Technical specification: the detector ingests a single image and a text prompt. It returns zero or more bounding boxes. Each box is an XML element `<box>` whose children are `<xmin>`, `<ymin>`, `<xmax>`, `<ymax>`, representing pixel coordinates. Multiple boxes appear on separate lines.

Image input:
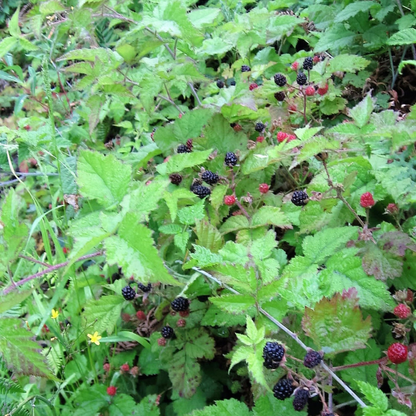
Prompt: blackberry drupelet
<box><xmin>274</xmin><ymin>91</ymin><xmax>286</xmax><ymax>101</ymax></box>
<box><xmin>169</xmin><ymin>174</ymin><xmax>183</xmax><ymax>185</ymax></box>
<box><xmin>190</xmin><ymin>179</ymin><xmax>202</xmax><ymax>192</ymax></box>
<box><xmin>241</xmin><ymin>65</ymin><xmax>251</xmax><ymax>72</ymax></box>
<box><xmin>263</xmin><ymin>342</ymin><xmax>285</xmax><ymax>362</ymax></box>
<box><xmin>202</xmin><ymin>170</ymin><xmax>219</xmax><ymax>185</ymax></box>
<box><xmin>291</xmin><ymin>190</ymin><xmax>308</xmax><ymax>206</ymax></box>
<box><xmin>217</xmin><ymin>80</ymin><xmax>225</xmax><ymax>88</ymax></box>
<box><xmin>138</xmin><ymin>283</ymin><xmax>152</xmax><ymax>293</ymax></box>
<box><xmin>303</xmin><ymin>350</ymin><xmax>322</xmax><ymax>368</ymax></box>
<box><xmin>225</xmin><ymin>152</ymin><xmax>238</xmax><ymax>167</ymax></box>
<box><xmin>177</xmin><ymin>144</ymin><xmax>191</xmax><ymax>153</ymax></box>
<box><xmin>274</xmin><ymin>73</ymin><xmax>287</xmax><ymax>87</ymax></box>
<box><xmin>122</xmin><ymin>285</ymin><xmax>136</xmax><ymax>301</ymax></box>
<box><xmin>273</xmin><ymin>378</ymin><xmax>295</xmax><ymax>400</ymax></box>
<box><xmin>171</xmin><ymin>297</ymin><xmax>190</xmax><ymax>312</ymax></box>
<box><xmin>303</xmin><ymin>57</ymin><xmax>313</xmax><ymax>71</ymax></box>
<box><xmin>161</xmin><ymin>326</ymin><xmax>175</xmax><ymax>339</ymax></box>
<box><xmin>192</xmin><ymin>185</ymin><xmax>211</xmax><ymax>199</ymax></box>
<box><xmin>255</xmin><ymin>122</ymin><xmax>265</xmax><ymax>132</ymax></box>
<box><xmin>263</xmin><ymin>358</ymin><xmax>280</xmax><ymax>369</ymax></box>
<box><xmin>296</xmin><ymin>72</ymin><xmax>307</xmax><ymax>86</ymax></box>
<box><xmin>293</xmin><ymin>389</ymin><xmax>309</xmax><ymax>411</ymax></box>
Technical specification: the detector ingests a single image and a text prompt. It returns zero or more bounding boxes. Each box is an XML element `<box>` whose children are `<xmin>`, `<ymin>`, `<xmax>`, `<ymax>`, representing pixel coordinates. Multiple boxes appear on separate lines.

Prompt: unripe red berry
<box><xmin>136</xmin><ymin>310</ymin><xmax>146</xmax><ymax>320</ymax></box>
<box><xmin>233</xmin><ymin>124</ymin><xmax>242</xmax><ymax>132</ymax></box>
<box><xmin>130</xmin><ymin>366</ymin><xmax>140</xmax><ymax>377</ymax></box>
<box><xmin>120</xmin><ymin>364</ymin><xmax>129</xmax><ymax>372</ymax></box>
<box><xmin>387</xmin><ymin>343</ymin><xmax>408</xmax><ymax>364</ymax></box>
<box><xmin>121</xmin><ymin>313</ymin><xmax>131</xmax><ymax>322</ymax></box>
<box><xmin>103</xmin><ymin>363</ymin><xmax>110</xmax><ymax>372</ymax></box>
<box><xmin>287</xmin><ymin>134</ymin><xmax>296</xmax><ymax>142</ymax></box>
<box><xmin>360</xmin><ymin>192</ymin><xmax>375</xmax><ymax>208</ymax></box>
<box><xmin>313</xmin><ymin>55</ymin><xmax>320</xmax><ymax>64</ymax></box>
<box><xmin>394</xmin><ymin>304</ymin><xmax>411</xmax><ymax>319</ymax></box>
<box><xmin>406</xmin><ymin>290</ymin><xmax>414</xmax><ymax>303</ymax></box>
<box><xmin>256</xmin><ymin>136</ymin><xmax>265</xmax><ymax>143</ymax></box>
<box><xmin>317</xmin><ymin>84</ymin><xmax>328</xmax><ymax>95</ymax></box>
<box><xmin>63</xmin><ymin>247</ymin><xmax>69</xmax><ymax>254</ymax></box>
<box><xmin>305</xmin><ymin>86</ymin><xmax>315</xmax><ymax>96</ymax></box>
<box><xmin>277</xmin><ymin>131</ymin><xmax>288</xmax><ymax>143</ymax></box>
<box><xmin>288</xmin><ymin>104</ymin><xmax>297</xmax><ymax>113</ymax></box>
<box><xmin>177</xmin><ymin>319</ymin><xmax>186</xmax><ymax>327</ymax></box>
<box><xmin>179</xmin><ymin>310</ymin><xmax>190</xmax><ymax>318</ymax></box>
<box><xmin>249</xmin><ymin>83</ymin><xmax>258</xmax><ymax>91</ymax></box>
<box><xmin>291</xmin><ymin>62</ymin><xmax>299</xmax><ymax>71</ymax></box>
<box><xmin>386</xmin><ymin>203</ymin><xmax>398</xmax><ymax>214</ymax></box>
<box><xmin>157</xmin><ymin>337</ymin><xmax>167</xmax><ymax>346</ymax></box>
<box><xmin>224</xmin><ymin>195</ymin><xmax>236</xmax><ymax>206</ymax></box>
<box><xmin>259</xmin><ymin>184</ymin><xmax>269</xmax><ymax>194</ymax></box>
<box><xmin>107</xmin><ymin>386</ymin><xmax>117</xmax><ymax>396</ymax></box>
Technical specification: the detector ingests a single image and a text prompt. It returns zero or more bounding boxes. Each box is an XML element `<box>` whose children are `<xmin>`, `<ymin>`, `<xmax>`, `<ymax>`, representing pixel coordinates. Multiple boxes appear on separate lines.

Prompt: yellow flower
<box><xmin>87</xmin><ymin>331</ymin><xmax>102</xmax><ymax>345</ymax></box>
<box><xmin>51</xmin><ymin>309</ymin><xmax>59</xmax><ymax>319</ymax></box>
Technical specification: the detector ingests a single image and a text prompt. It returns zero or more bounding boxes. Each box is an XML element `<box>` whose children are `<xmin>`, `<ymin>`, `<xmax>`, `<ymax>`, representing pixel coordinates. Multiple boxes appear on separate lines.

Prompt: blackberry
<box><xmin>171</xmin><ymin>297</ymin><xmax>190</xmax><ymax>312</ymax></box>
<box><xmin>263</xmin><ymin>342</ymin><xmax>285</xmax><ymax>362</ymax></box>
<box><xmin>177</xmin><ymin>144</ymin><xmax>191</xmax><ymax>153</ymax></box>
<box><xmin>263</xmin><ymin>358</ymin><xmax>280</xmax><ymax>369</ymax></box>
<box><xmin>255</xmin><ymin>122</ymin><xmax>265</xmax><ymax>132</ymax></box>
<box><xmin>122</xmin><ymin>285</ymin><xmax>136</xmax><ymax>301</ymax></box>
<box><xmin>296</xmin><ymin>72</ymin><xmax>307</xmax><ymax>86</ymax></box>
<box><xmin>230</xmin><ymin>80</ymin><xmax>236</xmax><ymax>86</ymax></box>
<box><xmin>274</xmin><ymin>91</ymin><xmax>286</xmax><ymax>101</ymax></box>
<box><xmin>161</xmin><ymin>326</ymin><xmax>175</xmax><ymax>339</ymax></box>
<box><xmin>241</xmin><ymin>65</ymin><xmax>251</xmax><ymax>72</ymax></box>
<box><xmin>274</xmin><ymin>73</ymin><xmax>287</xmax><ymax>87</ymax></box>
<box><xmin>169</xmin><ymin>174</ymin><xmax>183</xmax><ymax>185</ymax></box>
<box><xmin>303</xmin><ymin>57</ymin><xmax>313</xmax><ymax>71</ymax></box>
<box><xmin>225</xmin><ymin>152</ymin><xmax>238</xmax><ymax>167</ymax></box>
<box><xmin>273</xmin><ymin>378</ymin><xmax>295</xmax><ymax>400</ymax></box>
<box><xmin>293</xmin><ymin>389</ymin><xmax>309</xmax><ymax>411</ymax></box>
<box><xmin>217</xmin><ymin>80</ymin><xmax>225</xmax><ymax>88</ymax></box>
<box><xmin>192</xmin><ymin>185</ymin><xmax>211</xmax><ymax>199</ymax></box>
<box><xmin>230</xmin><ymin>122</ymin><xmax>237</xmax><ymax>128</ymax></box>
<box><xmin>138</xmin><ymin>283</ymin><xmax>152</xmax><ymax>293</ymax></box>
<box><xmin>303</xmin><ymin>350</ymin><xmax>322</xmax><ymax>368</ymax></box>
<box><xmin>291</xmin><ymin>190</ymin><xmax>308</xmax><ymax>206</ymax></box>
<box><xmin>190</xmin><ymin>179</ymin><xmax>202</xmax><ymax>192</ymax></box>
<box><xmin>202</xmin><ymin>170</ymin><xmax>219</xmax><ymax>185</ymax></box>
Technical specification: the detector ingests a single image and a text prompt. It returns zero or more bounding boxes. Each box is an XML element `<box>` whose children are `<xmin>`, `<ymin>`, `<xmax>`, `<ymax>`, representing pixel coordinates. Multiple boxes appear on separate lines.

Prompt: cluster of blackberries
<box><xmin>273</xmin><ymin>378</ymin><xmax>310</xmax><ymax>412</ymax></box>
<box><xmin>191</xmin><ymin>169</ymin><xmax>220</xmax><ymax>198</ymax></box>
<box><xmin>291</xmin><ymin>190</ymin><xmax>308</xmax><ymax>206</ymax></box>
<box><xmin>263</xmin><ymin>342</ymin><xmax>285</xmax><ymax>369</ymax></box>
<box><xmin>122</xmin><ymin>282</ymin><xmax>152</xmax><ymax>300</ymax></box>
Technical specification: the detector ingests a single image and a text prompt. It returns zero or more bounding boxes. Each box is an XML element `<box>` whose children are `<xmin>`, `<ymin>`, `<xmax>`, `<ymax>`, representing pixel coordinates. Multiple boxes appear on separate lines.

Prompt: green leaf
<box><xmin>328</xmin><ymin>54</ymin><xmax>370</xmax><ymax>73</ymax></box>
<box><xmin>357</xmin><ymin>381</ymin><xmax>388</xmax><ymax>411</ymax></box>
<box><xmin>73</xmin><ymin>384</ymin><xmax>108</xmax><ymax>416</ymax></box>
<box><xmin>77</xmin><ymin>150</ymin><xmax>131</xmax><ymax>208</ymax></box>
<box><xmin>83</xmin><ymin>295</ymin><xmax>125</xmax><ymax>335</ymax></box>
<box><xmin>58</xmin><ymin>48</ymin><xmax>123</xmax><ymax>68</ymax></box>
<box><xmin>254</xmin><ymin>393</ymin><xmax>307</xmax><ymax>416</ymax></box>
<box><xmin>159</xmin><ymin>224</ymin><xmax>183</xmax><ymax>235</ymax></box>
<box><xmin>0</xmin><ymin>37</ymin><xmax>19</xmax><ymax>58</ymax></box>
<box><xmin>86</xmin><ymin>94</ymin><xmax>105</xmax><ymax>135</ymax></box>
<box><xmin>190</xmin><ymin>399</ymin><xmax>251</xmax><ymax>416</ymax></box>
<box><xmin>194</xmin><ymin>220</ymin><xmax>224</xmax><ymax>253</ymax></box>
<box><xmin>99</xmin><ymin>331</ymin><xmax>150</xmax><ymax>349</ymax></box>
<box><xmin>251</xmin><ymin>206</ymin><xmax>292</xmax><ymax>229</ymax></box>
<box><xmin>0</xmin><ymin>290</ymin><xmax>33</xmax><ymax>314</ymax></box>
<box><xmin>174</xmin><ymin>231</ymin><xmax>190</xmax><ymax>253</ymax></box>
<box><xmin>39</xmin><ymin>1</ymin><xmax>66</xmax><ymax>16</ymax></box>
<box><xmin>178</xmin><ymin>199</ymin><xmax>206</xmax><ymax>225</ymax></box>
<box><xmin>349</xmin><ymin>94</ymin><xmax>375</xmax><ymax>128</ymax></box>
<box><xmin>0</xmin><ymin>318</ymin><xmax>57</xmax><ymax>379</ymax></box>
<box><xmin>209</xmin><ymin>294</ymin><xmax>256</xmax><ymax>314</ymax></box>
<box><xmin>158</xmin><ymin>149</ymin><xmax>213</xmax><ymax>175</ymax></box>
<box><xmin>8</xmin><ymin>8</ymin><xmax>21</xmax><ymax>37</ymax></box>
<box><xmin>109</xmin><ymin>394</ymin><xmax>137</xmax><ymax>416</ymax></box>
<box><xmin>201</xmin><ymin>304</ymin><xmax>247</xmax><ymax>326</ymax></box>
<box><xmin>302</xmin><ymin>289</ymin><xmax>372</xmax><ymax>355</ymax></box>
<box><xmin>220</xmin><ymin>215</ymin><xmax>250</xmax><ymax>234</ymax></box>
<box><xmin>211</xmin><ymin>184</ymin><xmax>228</xmax><ymax>210</ymax></box>
<box><xmin>105</xmin><ymin>212</ymin><xmax>179</xmax><ymax>285</ymax></box>
<box><xmin>315</xmin><ymin>25</ymin><xmax>356</xmax><ymax>52</ymax></box>
<box><xmin>189</xmin><ymin>245</ymin><xmax>222</xmax><ymax>268</ymax></box>
<box><xmin>334</xmin><ymin>1</ymin><xmax>376</xmax><ymax>22</ymax></box>
<box><xmin>320</xmin><ymin>97</ymin><xmax>347</xmax><ymax>115</ymax></box>
<box><xmin>387</xmin><ymin>28</ymin><xmax>416</xmax><ymax>45</ymax></box>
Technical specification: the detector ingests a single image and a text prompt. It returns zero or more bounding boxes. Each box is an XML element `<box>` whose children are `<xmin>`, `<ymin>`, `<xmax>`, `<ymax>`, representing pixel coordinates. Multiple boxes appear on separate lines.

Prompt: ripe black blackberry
<box><xmin>230</xmin><ymin>80</ymin><xmax>236</xmax><ymax>86</ymax></box>
<box><xmin>202</xmin><ymin>170</ymin><xmax>219</xmax><ymax>185</ymax></box>
<box><xmin>296</xmin><ymin>72</ymin><xmax>307</xmax><ymax>86</ymax></box>
<box><xmin>177</xmin><ymin>144</ymin><xmax>191</xmax><ymax>153</ymax></box>
<box><xmin>225</xmin><ymin>152</ymin><xmax>238</xmax><ymax>167</ymax></box>
<box><xmin>190</xmin><ymin>179</ymin><xmax>202</xmax><ymax>192</ymax></box>
<box><xmin>192</xmin><ymin>185</ymin><xmax>211</xmax><ymax>199</ymax></box>
<box><xmin>263</xmin><ymin>358</ymin><xmax>280</xmax><ymax>369</ymax></box>
<box><xmin>217</xmin><ymin>80</ymin><xmax>225</xmax><ymax>88</ymax></box>
<box><xmin>273</xmin><ymin>378</ymin><xmax>295</xmax><ymax>400</ymax></box>
<box><xmin>171</xmin><ymin>297</ymin><xmax>190</xmax><ymax>312</ymax></box>
<box><xmin>274</xmin><ymin>73</ymin><xmax>287</xmax><ymax>87</ymax></box>
<box><xmin>161</xmin><ymin>326</ymin><xmax>175</xmax><ymax>339</ymax></box>
<box><xmin>291</xmin><ymin>190</ymin><xmax>308</xmax><ymax>206</ymax></box>
<box><xmin>169</xmin><ymin>174</ymin><xmax>182</xmax><ymax>185</ymax></box>
<box><xmin>303</xmin><ymin>350</ymin><xmax>322</xmax><ymax>368</ymax></box>
<box><xmin>274</xmin><ymin>91</ymin><xmax>286</xmax><ymax>101</ymax></box>
<box><xmin>138</xmin><ymin>283</ymin><xmax>152</xmax><ymax>293</ymax></box>
<box><xmin>303</xmin><ymin>57</ymin><xmax>313</xmax><ymax>71</ymax></box>
<box><xmin>255</xmin><ymin>122</ymin><xmax>265</xmax><ymax>132</ymax></box>
<box><xmin>241</xmin><ymin>65</ymin><xmax>251</xmax><ymax>72</ymax></box>
<box><xmin>122</xmin><ymin>285</ymin><xmax>136</xmax><ymax>301</ymax></box>
<box><xmin>293</xmin><ymin>388</ymin><xmax>309</xmax><ymax>411</ymax></box>
<box><xmin>263</xmin><ymin>342</ymin><xmax>285</xmax><ymax>362</ymax></box>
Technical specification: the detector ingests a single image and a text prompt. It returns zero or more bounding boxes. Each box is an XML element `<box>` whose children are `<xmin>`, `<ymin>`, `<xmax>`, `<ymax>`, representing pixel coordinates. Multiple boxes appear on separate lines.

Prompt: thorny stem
<box><xmin>19</xmin><ymin>255</ymin><xmax>51</xmax><ymax>268</ymax></box>
<box><xmin>302</xmin><ymin>91</ymin><xmax>308</xmax><ymax>125</ymax></box>
<box><xmin>332</xmin><ymin>358</ymin><xmax>385</xmax><ymax>371</ymax></box>
<box><xmin>188</xmin><ymin>265</ymin><xmax>367</xmax><ymax>408</ymax></box>
<box><xmin>328</xmin><ymin>371</ymin><xmax>333</xmax><ymax>414</ymax></box>
<box><xmin>2</xmin><ymin>251</ymin><xmax>103</xmax><ymax>295</ymax></box>
<box><xmin>235</xmin><ymin>199</ymin><xmax>251</xmax><ymax>220</ymax></box>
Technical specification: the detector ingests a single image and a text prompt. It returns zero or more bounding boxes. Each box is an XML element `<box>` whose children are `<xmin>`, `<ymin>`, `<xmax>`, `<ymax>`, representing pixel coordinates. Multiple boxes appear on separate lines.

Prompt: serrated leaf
<box><xmin>246</xmin><ymin>347</ymin><xmax>269</xmax><ymax>389</ymax></box>
<box><xmin>209</xmin><ymin>294</ymin><xmax>256</xmax><ymax>314</ymax></box>
<box><xmin>334</xmin><ymin>1</ymin><xmax>376</xmax><ymax>22</ymax></box>
<box><xmin>190</xmin><ymin>399</ymin><xmax>251</xmax><ymax>416</ymax></box>
<box><xmin>320</xmin><ymin>97</ymin><xmax>347</xmax><ymax>115</ymax></box>
<box><xmin>387</xmin><ymin>28</ymin><xmax>416</xmax><ymax>45</ymax></box>
<box><xmin>297</xmin><ymin>138</ymin><xmax>340</xmax><ymax>163</ymax></box>
<box><xmin>0</xmin><ymin>290</ymin><xmax>32</xmax><ymax>314</ymax></box>
<box><xmin>315</xmin><ymin>25</ymin><xmax>356</xmax><ymax>52</ymax></box>
<box><xmin>40</xmin><ymin>1</ymin><xmax>66</xmax><ymax>16</ymax></box>
<box><xmin>357</xmin><ymin>381</ymin><xmax>388</xmax><ymax>411</ymax></box>
<box><xmin>251</xmin><ymin>206</ymin><xmax>292</xmax><ymax>229</ymax></box>
<box><xmin>302</xmin><ymin>289</ymin><xmax>372</xmax><ymax>355</ymax></box>
<box><xmin>349</xmin><ymin>94</ymin><xmax>375</xmax><ymax>128</ymax></box>
<box><xmin>201</xmin><ymin>304</ymin><xmax>247</xmax><ymax>326</ymax></box>
<box><xmin>0</xmin><ymin>318</ymin><xmax>57</xmax><ymax>379</ymax></box>
<box><xmin>159</xmin><ymin>224</ymin><xmax>183</xmax><ymax>235</ymax></box>
<box><xmin>58</xmin><ymin>48</ymin><xmax>123</xmax><ymax>68</ymax></box>
<box><xmin>73</xmin><ymin>384</ymin><xmax>108</xmax><ymax>416</ymax></box>
<box><xmin>109</xmin><ymin>394</ymin><xmax>137</xmax><ymax>416</ymax></box>
<box><xmin>83</xmin><ymin>295</ymin><xmax>125</xmax><ymax>335</ymax></box>
<box><xmin>105</xmin><ymin>212</ymin><xmax>179</xmax><ymax>285</ymax></box>
<box><xmin>254</xmin><ymin>392</ymin><xmax>307</xmax><ymax>416</ymax></box>
<box><xmin>230</xmin><ymin>344</ymin><xmax>252</xmax><ymax>368</ymax></box>
<box><xmin>178</xmin><ymin>199</ymin><xmax>206</xmax><ymax>225</ymax></box>
<box><xmin>294</xmin><ymin>126</ymin><xmax>323</xmax><ymax>141</ymax></box>
<box><xmin>194</xmin><ymin>220</ymin><xmax>224</xmax><ymax>253</ymax></box>
<box><xmin>220</xmin><ymin>215</ymin><xmax>250</xmax><ymax>234</ymax></box>
<box><xmin>173</xmin><ymin>109</ymin><xmax>214</xmax><ymax>143</ymax></box>
<box><xmin>211</xmin><ymin>184</ymin><xmax>228</xmax><ymax>210</ymax></box>
<box><xmin>86</xmin><ymin>95</ymin><xmax>105</xmax><ymax>135</ymax></box>
<box><xmin>328</xmin><ymin>54</ymin><xmax>370</xmax><ymax>73</ymax></box>
<box><xmin>77</xmin><ymin>150</ymin><xmax>131</xmax><ymax>208</ymax></box>
<box><xmin>214</xmin><ymin>264</ymin><xmax>257</xmax><ymax>294</ymax></box>
<box><xmin>0</xmin><ymin>37</ymin><xmax>19</xmax><ymax>58</ymax></box>
<box><xmin>8</xmin><ymin>8</ymin><xmax>21</xmax><ymax>37</ymax></box>
<box><xmin>189</xmin><ymin>245</ymin><xmax>222</xmax><ymax>267</ymax></box>
<box><xmin>174</xmin><ymin>231</ymin><xmax>189</xmax><ymax>253</ymax></box>
<box><xmin>158</xmin><ymin>149</ymin><xmax>212</xmax><ymax>175</ymax></box>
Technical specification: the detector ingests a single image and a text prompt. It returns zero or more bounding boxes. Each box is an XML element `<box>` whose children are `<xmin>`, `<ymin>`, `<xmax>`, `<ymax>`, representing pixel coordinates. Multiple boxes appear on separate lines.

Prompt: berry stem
<box><xmin>186</xmin><ymin>264</ymin><xmax>367</xmax><ymax>409</ymax></box>
<box><xmin>332</xmin><ymin>358</ymin><xmax>386</xmax><ymax>371</ymax></box>
<box><xmin>302</xmin><ymin>91</ymin><xmax>308</xmax><ymax>125</ymax></box>
<box><xmin>2</xmin><ymin>251</ymin><xmax>104</xmax><ymax>295</ymax></box>
<box><xmin>18</xmin><ymin>254</ymin><xmax>51</xmax><ymax>268</ymax></box>
<box><xmin>235</xmin><ymin>199</ymin><xmax>251</xmax><ymax>220</ymax></box>
<box><xmin>336</xmin><ymin>191</ymin><xmax>366</xmax><ymax>228</ymax></box>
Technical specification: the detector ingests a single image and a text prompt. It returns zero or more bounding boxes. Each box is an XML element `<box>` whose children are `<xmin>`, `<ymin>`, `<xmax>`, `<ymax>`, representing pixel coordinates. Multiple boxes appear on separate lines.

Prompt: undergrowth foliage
<box><xmin>0</xmin><ymin>0</ymin><xmax>416</xmax><ymax>415</ymax></box>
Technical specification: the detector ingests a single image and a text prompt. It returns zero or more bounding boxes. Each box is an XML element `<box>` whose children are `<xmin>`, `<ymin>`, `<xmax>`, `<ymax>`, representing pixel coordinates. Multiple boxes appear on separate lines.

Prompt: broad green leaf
<box><xmin>190</xmin><ymin>399</ymin><xmax>251</xmax><ymax>416</ymax></box>
<box><xmin>220</xmin><ymin>215</ymin><xmax>250</xmax><ymax>234</ymax></box>
<box><xmin>77</xmin><ymin>150</ymin><xmax>131</xmax><ymax>208</ymax></box>
<box><xmin>211</xmin><ymin>184</ymin><xmax>228</xmax><ymax>210</ymax></box>
<box><xmin>58</xmin><ymin>48</ymin><xmax>123</xmax><ymax>68</ymax></box>
<box><xmin>387</xmin><ymin>28</ymin><xmax>416</xmax><ymax>45</ymax></box>
<box><xmin>327</xmin><ymin>54</ymin><xmax>370</xmax><ymax>73</ymax></box>
<box><xmin>214</xmin><ymin>264</ymin><xmax>257</xmax><ymax>294</ymax></box>
<box><xmin>320</xmin><ymin>97</ymin><xmax>347</xmax><ymax>115</ymax></box>
<box><xmin>201</xmin><ymin>304</ymin><xmax>246</xmax><ymax>326</ymax></box>
<box><xmin>188</xmin><ymin>8</ymin><xmax>221</xmax><ymax>29</ymax></box>
<box><xmin>0</xmin><ymin>290</ymin><xmax>32</xmax><ymax>314</ymax></box>
<box><xmin>178</xmin><ymin>199</ymin><xmax>206</xmax><ymax>225</ymax></box>
<box><xmin>297</xmin><ymin>138</ymin><xmax>340</xmax><ymax>163</ymax></box>
<box><xmin>72</xmin><ymin>384</ymin><xmax>108</xmax><ymax>416</ymax></box>
<box><xmin>0</xmin><ymin>37</ymin><xmax>19</xmax><ymax>58</ymax></box>
<box><xmin>246</xmin><ymin>346</ymin><xmax>269</xmax><ymax>389</ymax></box>
<box><xmin>251</xmin><ymin>206</ymin><xmax>292</xmax><ymax>229</ymax></box>
<box><xmin>9</xmin><ymin>9</ymin><xmax>21</xmax><ymax>37</ymax></box>
<box><xmin>254</xmin><ymin>393</ymin><xmax>307</xmax><ymax>416</ymax></box>
<box><xmin>189</xmin><ymin>245</ymin><xmax>222</xmax><ymax>267</ymax></box>
<box><xmin>86</xmin><ymin>94</ymin><xmax>105</xmax><ymax>135</ymax></box>
<box><xmin>0</xmin><ymin>318</ymin><xmax>57</xmax><ymax>379</ymax></box>
<box><xmin>105</xmin><ymin>212</ymin><xmax>179</xmax><ymax>285</ymax></box>
<box><xmin>159</xmin><ymin>224</ymin><xmax>183</xmax><ymax>235</ymax></box>
<box><xmin>169</xmin><ymin>350</ymin><xmax>201</xmax><ymax>399</ymax></box>
<box><xmin>39</xmin><ymin>1</ymin><xmax>66</xmax><ymax>15</ymax></box>
<box><xmin>174</xmin><ymin>231</ymin><xmax>189</xmax><ymax>253</ymax></box>
<box><xmin>294</xmin><ymin>126</ymin><xmax>323</xmax><ymax>141</ymax></box>
<box><xmin>173</xmin><ymin>109</ymin><xmax>214</xmax><ymax>145</ymax></box>
<box><xmin>158</xmin><ymin>149</ymin><xmax>213</xmax><ymax>175</ymax></box>
<box><xmin>109</xmin><ymin>394</ymin><xmax>137</xmax><ymax>416</ymax></box>
<box><xmin>302</xmin><ymin>289</ymin><xmax>372</xmax><ymax>355</ymax></box>
<box><xmin>334</xmin><ymin>1</ymin><xmax>376</xmax><ymax>22</ymax></box>
<box><xmin>209</xmin><ymin>294</ymin><xmax>256</xmax><ymax>314</ymax></box>
<box><xmin>349</xmin><ymin>94</ymin><xmax>375</xmax><ymax>128</ymax></box>
<box><xmin>83</xmin><ymin>295</ymin><xmax>125</xmax><ymax>335</ymax></box>
<box><xmin>134</xmin><ymin>395</ymin><xmax>161</xmax><ymax>416</ymax></box>
<box><xmin>357</xmin><ymin>381</ymin><xmax>388</xmax><ymax>411</ymax></box>
<box><xmin>315</xmin><ymin>25</ymin><xmax>356</xmax><ymax>52</ymax></box>
<box><xmin>194</xmin><ymin>220</ymin><xmax>223</xmax><ymax>253</ymax></box>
